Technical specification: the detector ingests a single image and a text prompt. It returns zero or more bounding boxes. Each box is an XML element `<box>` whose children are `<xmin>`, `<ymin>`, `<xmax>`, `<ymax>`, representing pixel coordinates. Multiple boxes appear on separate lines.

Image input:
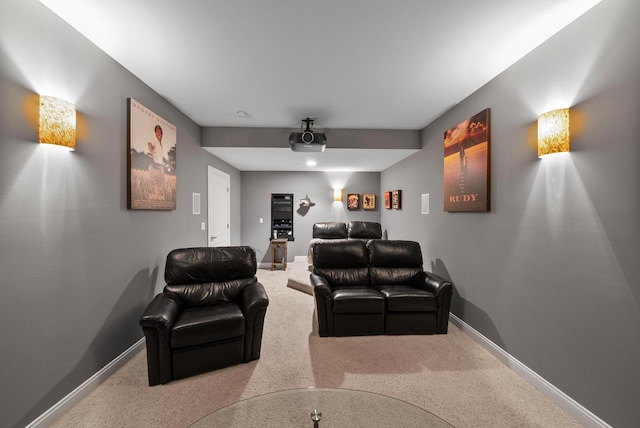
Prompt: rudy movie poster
<box><xmin>443</xmin><ymin>108</ymin><xmax>490</xmax><ymax>212</ymax></box>
<box><xmin>128</xmin><ymin>99</ymin><xmax>177</xmax><ymax>210</ymax></box>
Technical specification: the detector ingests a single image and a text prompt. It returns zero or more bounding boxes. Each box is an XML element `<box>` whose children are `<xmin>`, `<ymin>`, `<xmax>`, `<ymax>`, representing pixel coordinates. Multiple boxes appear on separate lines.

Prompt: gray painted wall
<box><xmin>0</xmin><ymin>1</ymin><xmax>240</xmax><ymax>427</ymax></box>
<box><xmin>241</xmin><ymin>171</ymin><xmax>380</xmax><ymax>265</ymax></box>
<box><xmin>381</xmin><ymin>0</ymin><xmax>640</xmax><ymax>426</ymax></box>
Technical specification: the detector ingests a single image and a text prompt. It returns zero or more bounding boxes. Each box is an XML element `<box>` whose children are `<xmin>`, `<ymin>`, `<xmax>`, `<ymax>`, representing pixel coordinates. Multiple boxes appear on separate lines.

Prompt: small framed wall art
<box><xmin>384</xmin><ymin>191</ymin><xmax>392</xmax><ymax>209</ymax></box>
<box><xmin>363</xmin><ymin>193</ymin><xmax>376</xmax><ymax>210</ymax></box>
<box><xmin>391</xmin><ymin>190</ymin><xmax>402</xmax><ymax>210</ymax></box>
<box><xmin>347</xmin><ymin>193</ymin><xmax>360</xmax><ymax>210</ymax></box>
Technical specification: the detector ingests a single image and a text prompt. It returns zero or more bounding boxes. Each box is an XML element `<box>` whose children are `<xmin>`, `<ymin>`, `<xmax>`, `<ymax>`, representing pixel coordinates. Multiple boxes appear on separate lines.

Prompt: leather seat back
<box><xmin>368</xmin><ymin>240</ymin><xmax>423</xmax><ymax>285</ymax></box>
<box><xmin>312</xmin><ymin>240</ymin><xmax>370</xmax><ymax>286</ymax></box>
<box><xmin>164</xmin><ymin>247</ymin><xmax>257</xmax><ymax>307</ymax></box>
<box><xmin>347</xmin><ymin>221</ymin><xmax>382</xmax><ymax>239</ymax></box>
<box><xmin>312</xmin><ymin>221</ymin><xmax>348</xmax><ymax>239</ymax></box>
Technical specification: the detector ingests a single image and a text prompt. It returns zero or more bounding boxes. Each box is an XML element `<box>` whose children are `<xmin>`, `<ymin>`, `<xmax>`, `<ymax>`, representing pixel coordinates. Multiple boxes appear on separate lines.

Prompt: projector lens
<box><xmin>301</xmin><ymin>131</ymin><xmax>314</xmax><ymax>144</ymax></box>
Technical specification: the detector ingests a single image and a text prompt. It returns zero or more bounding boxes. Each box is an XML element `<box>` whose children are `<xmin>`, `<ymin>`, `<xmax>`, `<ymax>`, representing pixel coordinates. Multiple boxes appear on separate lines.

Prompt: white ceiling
<box><xmin>40</xmin><ymin>0</ymin><xmax>601</xmax><ymax>170</ymax></box>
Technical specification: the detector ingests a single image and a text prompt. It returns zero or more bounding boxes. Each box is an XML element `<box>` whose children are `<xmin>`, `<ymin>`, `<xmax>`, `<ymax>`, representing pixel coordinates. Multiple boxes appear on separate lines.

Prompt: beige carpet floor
<box><xmin>52</xmin><ymin>260</ymin><xmax>581</xmax><ymax>428</ymax></box>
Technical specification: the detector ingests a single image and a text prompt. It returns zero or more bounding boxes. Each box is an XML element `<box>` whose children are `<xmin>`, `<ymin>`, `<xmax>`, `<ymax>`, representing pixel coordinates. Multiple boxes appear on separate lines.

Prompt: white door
<box><xmin>207</xmin><ymin>166</ymin><xmax>230</xmax><ymax>247</ymax></box>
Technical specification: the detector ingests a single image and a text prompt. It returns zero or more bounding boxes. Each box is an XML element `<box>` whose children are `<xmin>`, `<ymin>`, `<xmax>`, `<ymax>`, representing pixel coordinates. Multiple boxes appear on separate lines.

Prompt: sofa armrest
<box><xmin>310</xmin><ymin>273</ymin><xmax>332</xmax><ymax>298</ymax></box>
<box><xmin>310</xmin><ymin>273</ymin><xmax>334</xmax><ymax>337</ymax></box>
<box><xmin>416</xmin><ymin>271</ymin><xmax>452</xmax><ymax>296</ymax></box>
<box><xmin>139</xmin><ymin>292</ymin><xmax>183</xmax><ymax>386</ymax></box>
<box><xmin>240</xmin><ymin>280</ymin><xmax>269</xmax><ymax>320</ymax></box>
<box><xmin>416</xmin><ymin>271</ymin><xmax>453</xmax><ymax>334</ymax></box>
<box><xmin>140</xmin><ymin>292</ymin><xmax>183</xmax><ymax>330</ymax></box>
<box><xmin>240</xmin><ymin>280</ymin><xmax>269</xmax><ymax>362</ymax></box>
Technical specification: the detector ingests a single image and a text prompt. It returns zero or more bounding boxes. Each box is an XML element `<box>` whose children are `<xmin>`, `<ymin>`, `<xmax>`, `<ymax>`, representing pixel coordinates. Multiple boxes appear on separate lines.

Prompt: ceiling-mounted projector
<box><xmin>289</xmin><ymin>117</ymin><xmax>326</xmax><ymax>152</ymax></box>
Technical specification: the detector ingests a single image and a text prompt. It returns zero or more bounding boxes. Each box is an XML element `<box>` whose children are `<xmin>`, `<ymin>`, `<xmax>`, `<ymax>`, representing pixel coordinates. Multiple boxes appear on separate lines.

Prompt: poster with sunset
<box><xmin>443</xmin><ymin>108</ymin><xmax>490</xmax><ymax>212</ymax></box>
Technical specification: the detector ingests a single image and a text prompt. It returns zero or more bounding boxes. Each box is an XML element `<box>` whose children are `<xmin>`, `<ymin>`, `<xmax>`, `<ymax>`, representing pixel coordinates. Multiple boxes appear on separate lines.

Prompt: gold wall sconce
<box><xmin>538</xmin><ymin>108</ymin><xmax>569</xmax><ymax>157</ymax></box>
<box><xmin>333</xmin><ymin>189</ymin><xmax>343</xmax><ymax>202</ymax></box>
<box><xmin>39</xmin><ymin>95</ymin><xmax>76</xmax><ymax>150</ymax></box>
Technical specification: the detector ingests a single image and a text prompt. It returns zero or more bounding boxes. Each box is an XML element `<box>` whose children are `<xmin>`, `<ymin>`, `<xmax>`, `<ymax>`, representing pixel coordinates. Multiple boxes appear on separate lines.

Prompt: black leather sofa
<box><xmin>308</xmin><ymin>221</ymin><xmax>383</xmax><ymax>264</ymax></box>
<box><xmin>139</xmin><ymin>246</ymin><xmax>269</xmax><ymax>386</ymax></box>
<box><xmin>310</xmin><ymin>239</ymin><xmax>452</xmax><ymax>337</ymax></box>
<box><xmin>312</xmin><ymin>221</ymin><xmax>382</xmax><ymax>240</ymax></box>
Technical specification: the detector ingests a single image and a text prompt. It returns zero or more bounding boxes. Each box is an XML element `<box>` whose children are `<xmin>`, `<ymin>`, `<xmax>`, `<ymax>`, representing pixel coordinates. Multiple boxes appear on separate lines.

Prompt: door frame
<box><xmin>207</xmin><ymin>165</ymin><xmax>230</xmax><ymax>247</ymax></box>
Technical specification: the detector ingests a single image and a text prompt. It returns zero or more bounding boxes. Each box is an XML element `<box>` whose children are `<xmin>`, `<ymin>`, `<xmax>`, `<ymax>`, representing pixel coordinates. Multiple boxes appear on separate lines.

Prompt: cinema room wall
<box><xmin>0</xmin><ymin>1</ymin><xmax>240</xmax><ymax>426</ymax></box>
<box><xmin>381</xmin><ymin>0</ymin><xmax>640</xmax><ymax>426</ymax></box>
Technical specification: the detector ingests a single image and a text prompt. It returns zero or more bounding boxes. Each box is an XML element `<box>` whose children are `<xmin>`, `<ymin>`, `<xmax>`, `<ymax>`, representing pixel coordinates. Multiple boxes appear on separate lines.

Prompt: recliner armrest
<box><xmin>240</xmin><ymin>280</ymin><xmax>269</xmax><ymax>319</ymax></box>
<box><xmin>415</xmin><ymin>271</ymin><xmax>453</xmax><ymax>296</ymax></box>
<box><xmin>139</xmin><ymin>292</ymin><xmax>183</xmax><ymax>386</ymax></box>
<box><xmin>140</xmin><ymin>292</ymin><xmax>183</xmax><ymax>330</ymax></box>
<box><xmin>310</xmin><ymin>273</ymin><xmax>332</xmax><ymax>298</ymax></box>
<box><xmin>416</xmin><ymin>271</ymin><xmax>453</xmax><ymax>334</ymax></box>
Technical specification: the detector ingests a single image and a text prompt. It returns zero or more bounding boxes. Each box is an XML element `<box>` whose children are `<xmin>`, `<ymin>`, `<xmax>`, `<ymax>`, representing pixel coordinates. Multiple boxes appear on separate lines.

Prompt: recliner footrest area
<box><xmin>334</xmin><ymin>313</ymin><xmax>384</xmax><ymax>336</ymax></box>
<box><xmin>332</xmin><ymin>288</ymin><xmax>385</xmax><ymax>314</ymax></box>
<box><xmin>385</xmin><ymin>312</ymin><xmax>437</xmax><ymax>335</ymax></box>
<box><xmin>172</xmin><ymin>336</ymin><xmax>245</xmax><ymax>380</ymax></box>
<box><xmin>376</xmin><ymin>285</ymin><xmax>437</xmax><ymax>312</ymax></box>
<box><xmin>171</xmin><ymin>303</ymin><xmax>245</xmax><ymax>348</ymax></box>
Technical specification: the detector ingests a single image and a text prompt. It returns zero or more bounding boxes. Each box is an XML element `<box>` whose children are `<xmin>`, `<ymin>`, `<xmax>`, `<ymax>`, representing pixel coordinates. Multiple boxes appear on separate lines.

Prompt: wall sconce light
<box><xmin>538</xmin><ymin>108</ymin><xmax>569</xmax><ymax>157</ymax></box>
<box><xmin>333</xmin><ymin>189</ymin><xmax>343</xmax><ymax>202</ymax></box>
<box><xmin>39</xmin><ymin>95</ymin><xmax>76</xmax><ymax>150</ymax></box>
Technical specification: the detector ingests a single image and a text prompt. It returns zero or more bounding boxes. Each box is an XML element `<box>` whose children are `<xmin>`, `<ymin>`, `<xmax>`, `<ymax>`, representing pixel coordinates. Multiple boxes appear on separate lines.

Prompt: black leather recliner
<box><xmin>139</xmin><ymin>246</ymin><xmax>269</xmax><ymax>386</ymax></box>
<box><xmin>310</xmin><ymin>239</ymin><xmax>452</xmax><ymax>337</ymax></box>
<box><xmin>308</xmin><ymin>221</ymin><xmax>383</xmax><ymax>265</ymax></box>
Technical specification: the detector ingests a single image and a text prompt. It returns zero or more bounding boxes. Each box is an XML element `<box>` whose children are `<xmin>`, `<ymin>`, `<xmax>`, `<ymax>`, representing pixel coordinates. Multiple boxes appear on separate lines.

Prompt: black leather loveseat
<box><xmin>310</xmin><ymin>239</ymin><xmax>452</xmax><ymax>337</ymax></box>
<box><xmin>139</xmin><ymin>246</ymin><xmax>269</xmax><ymax>386</ymax></box>
<box><xmin>313</xmin><ymin>220</ymin><xmax>383</xmax><ymax>240</ymax></box>
<box><xmin>307</xmin><ymin>221</ymin><xmax>383</xmax><ymax>264</ymax></box>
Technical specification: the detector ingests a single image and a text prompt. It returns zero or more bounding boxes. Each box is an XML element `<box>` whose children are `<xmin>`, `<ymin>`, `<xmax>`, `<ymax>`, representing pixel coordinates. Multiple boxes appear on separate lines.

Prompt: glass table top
<box><xmin>189</xmin><ymin>387</ymin><xmax>453</xmax><ymax>427</ymax></box>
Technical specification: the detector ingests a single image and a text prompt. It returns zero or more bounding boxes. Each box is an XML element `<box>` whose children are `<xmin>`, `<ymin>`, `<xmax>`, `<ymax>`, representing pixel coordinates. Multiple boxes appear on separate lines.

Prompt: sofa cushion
<box><xmin>165</xmin><ymin>246</ymin><xmax>257</xmax><ymax>285</ymax></box>
<box><xmin>312</xmin><ymin>240</ymin><xmax>371</xmax><ymax>287</ymax></box>
<box><xmin>313</xmin><ymin>267</ymin><xmax>370</xmax><ymax>287</ymax></box>
<box><xmin>332</xmin><ymin>287</ymin><xmax>385</xmax><ymax>314</ymax></box>
<box><xmin>368</xmin><ymin>240</ymin><xmax>423</xmax><ymax>286</ymax></box>
<box><xmin>164</xmin><ymin>277</ymin><xmax>257</xmax><ymax>307</ymax></box>
<box><xmin>171</xmin><ymin>303</ymin><xmax>245</xmax><ymax>348</ymax></box>
<box><xmin>368</xmin><ymin>240</ymin><xmax>422</xmax><ymax>267</ymax></box>
<box><xmin>376</xmin><ymin>285</ymin><xmax>437</xmax><ymax>312</ymax></box>
<box><xmin>347</xmin><ymin>221</ymin><xmax>382</xmax><ymax>239</ymax></box>
<box><xmin>307</xmin><ymin>237</ymin><xmax>350</xmax><ymax>266</ymax></box>
<box><xmin>312</xmin><ymin>239</ymin><xmax>368</xmax><ymax>268</ymax></box>
<box><xmin>313</xmin><ymin>222</ymin><xmax>348</xmax><ymax>239</ymax></box>
<box><xmin>370</xmin><ymin>266</ymin><xmax>423</xmax><ymax>286</ymax></box>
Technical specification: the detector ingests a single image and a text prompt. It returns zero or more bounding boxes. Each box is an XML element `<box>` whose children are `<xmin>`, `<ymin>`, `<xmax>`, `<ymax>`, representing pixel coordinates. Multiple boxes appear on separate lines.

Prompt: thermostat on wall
<box><xmin>421</xmin><ymin>193</ymin><xmax>429</xmax><ymax>215</ymax></box>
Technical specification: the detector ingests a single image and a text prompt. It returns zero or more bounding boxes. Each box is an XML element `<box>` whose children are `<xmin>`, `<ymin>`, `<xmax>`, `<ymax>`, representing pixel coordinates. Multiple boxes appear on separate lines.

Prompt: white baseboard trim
<box><xmin>449</xmin><ymin>314</ymin><xmax>610</xmax><ymax>428</ymax></box>
<box><xmin>25</xmin><ymin>337</ymin><xmax>145</xmax><ymax>428</ymax></box>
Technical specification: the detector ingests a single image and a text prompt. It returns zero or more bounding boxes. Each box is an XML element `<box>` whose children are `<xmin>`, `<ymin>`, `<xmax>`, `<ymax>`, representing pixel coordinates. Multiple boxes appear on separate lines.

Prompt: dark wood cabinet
<box><xmin>271</xmin><ymin>193</ymin><xmax>294</xmax><ymax>241</ymax></box>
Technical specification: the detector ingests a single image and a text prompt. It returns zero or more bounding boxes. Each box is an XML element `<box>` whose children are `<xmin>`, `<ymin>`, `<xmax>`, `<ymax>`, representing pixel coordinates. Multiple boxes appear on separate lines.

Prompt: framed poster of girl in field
<box><xmin>127</xmin><ymin>99</ymin><xmax>177</xmax><ymax>210</ymax></box>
